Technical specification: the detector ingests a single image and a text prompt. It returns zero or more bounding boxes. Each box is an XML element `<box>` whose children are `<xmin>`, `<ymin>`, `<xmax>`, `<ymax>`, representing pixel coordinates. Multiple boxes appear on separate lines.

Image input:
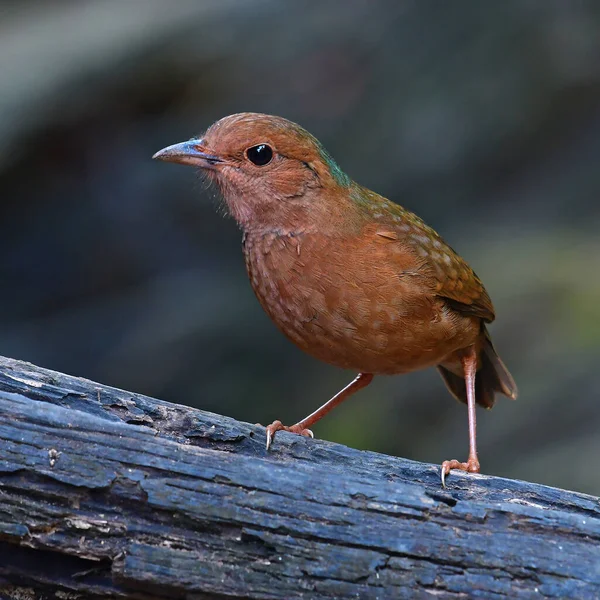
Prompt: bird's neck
<box><xmin>228</xmin><ymin>183</ymin><xmax>367</xmax><ymax>238</ymax></box>
<box><xmin>230</xmin><ymin>199</ymin><xmax>315</xmax><ymax>236</ymax></box>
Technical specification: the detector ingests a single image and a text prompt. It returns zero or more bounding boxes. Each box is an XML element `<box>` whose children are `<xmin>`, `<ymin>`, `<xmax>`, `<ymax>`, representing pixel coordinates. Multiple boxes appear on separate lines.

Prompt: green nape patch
<box><xmin>318</xmin><ymin>145</ymin><xmax>351</xmax><ymax>187</ymax></box>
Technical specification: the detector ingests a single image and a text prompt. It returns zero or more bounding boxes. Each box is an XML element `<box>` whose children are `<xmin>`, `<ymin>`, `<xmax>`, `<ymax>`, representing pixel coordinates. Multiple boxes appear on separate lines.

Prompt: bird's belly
<box><xmin>245</xmin><ymin>234</ymin><xmax>477</xmax><ymax>375</ymax></box>
<box><xmin>265</xmin><ymin>298</ymin><xmax>474</xmax><ymax>375</ymax></box>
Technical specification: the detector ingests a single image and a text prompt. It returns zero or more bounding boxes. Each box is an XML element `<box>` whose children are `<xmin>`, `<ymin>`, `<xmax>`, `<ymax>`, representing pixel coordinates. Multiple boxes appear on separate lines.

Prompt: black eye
<box><xmin>246</xmin><ymin>144</ymin><xmax>273</xmax><ymax>166</ymax></box>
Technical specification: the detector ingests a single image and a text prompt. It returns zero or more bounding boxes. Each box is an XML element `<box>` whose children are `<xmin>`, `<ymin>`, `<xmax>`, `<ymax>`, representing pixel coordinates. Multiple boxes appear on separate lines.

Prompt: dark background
<box><xmin>1</xmin><ymin>1</ymin><xmax>599</xmax><ymax>494</ymax></box>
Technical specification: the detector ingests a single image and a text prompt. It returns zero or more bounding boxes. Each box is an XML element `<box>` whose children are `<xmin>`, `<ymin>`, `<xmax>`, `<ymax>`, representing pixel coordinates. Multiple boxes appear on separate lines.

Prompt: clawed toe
<box><xmin>440</xmin><ymin>457</ymin><xmax>480</xmax><ymax>488</ymax></box>
<box><xmin>264</xmin><ymin>420</ymin><xmax>314</xmax><ymax>450</ymax></box>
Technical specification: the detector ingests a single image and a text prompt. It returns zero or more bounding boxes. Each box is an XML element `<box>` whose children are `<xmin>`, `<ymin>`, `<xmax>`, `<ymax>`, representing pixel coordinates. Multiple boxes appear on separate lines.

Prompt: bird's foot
<box><xmin>263</xmin><ymin>420</ymin><xmax>314</xmax><ymax>450</ymax></box>
<box><xmin>440</xmin><ymin>457</ymin><xmax>480</xmax><ymax>488</ymax></box>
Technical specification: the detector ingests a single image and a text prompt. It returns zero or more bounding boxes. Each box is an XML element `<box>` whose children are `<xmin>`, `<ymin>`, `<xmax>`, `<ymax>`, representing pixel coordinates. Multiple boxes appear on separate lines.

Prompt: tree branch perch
<box><xmin>0</xmin><ymin>355</ymin><xmax>598</xmax><ymax>599</ymax></box>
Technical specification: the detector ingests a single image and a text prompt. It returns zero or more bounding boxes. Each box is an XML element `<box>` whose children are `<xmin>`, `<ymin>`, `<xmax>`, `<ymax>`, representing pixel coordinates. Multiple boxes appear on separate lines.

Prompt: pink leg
<box><xmin>441</xmin><ymin>347</ymin><xmax>480</xmax><ymax>487</ymax></box>
<box><xmin>265</xmin><ymin>373</ymin><xmax>374</xmax><ymax>450</ymax></box>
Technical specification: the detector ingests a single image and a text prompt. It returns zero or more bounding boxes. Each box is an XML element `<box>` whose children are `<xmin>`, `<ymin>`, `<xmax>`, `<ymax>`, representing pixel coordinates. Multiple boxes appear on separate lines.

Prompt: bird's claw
<box><xmin>264</xmin><ymin>420</ymin><xmax>314</xmax><ymax>450</ymax></box>
<box><xmin>440</xmin><ymin>457</ymin><xmax>480</xmax><ymax>488</ymax></box>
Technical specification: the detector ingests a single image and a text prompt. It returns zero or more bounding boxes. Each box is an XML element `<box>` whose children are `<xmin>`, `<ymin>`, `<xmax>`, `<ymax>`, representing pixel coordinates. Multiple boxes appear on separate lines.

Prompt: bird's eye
<box><xmin>245</xmin><ymin>144</ymin><xmax>273</xmax><ymax>166</ymax></box>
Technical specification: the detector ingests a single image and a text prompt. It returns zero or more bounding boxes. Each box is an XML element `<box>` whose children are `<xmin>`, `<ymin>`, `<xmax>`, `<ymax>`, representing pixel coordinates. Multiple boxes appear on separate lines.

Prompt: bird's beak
<box><xmin>152</xmin><ymin>139</ymin><xmax>222</xmax><ymax>168</ymax></box>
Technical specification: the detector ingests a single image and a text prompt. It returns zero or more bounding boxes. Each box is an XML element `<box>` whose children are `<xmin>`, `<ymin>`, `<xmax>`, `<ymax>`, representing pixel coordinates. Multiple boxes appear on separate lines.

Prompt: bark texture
<box><xmin>0</xmin><ymin>356</ymin><xmax>598</xmax><ymax>599</ymax></box>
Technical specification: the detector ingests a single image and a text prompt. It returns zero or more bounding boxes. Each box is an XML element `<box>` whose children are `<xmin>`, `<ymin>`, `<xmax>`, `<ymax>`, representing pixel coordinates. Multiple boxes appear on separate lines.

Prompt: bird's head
<box><xmin>153</xmin><ymin>113</ymin><xmax>351</xmax><ymax>231</ymax></box>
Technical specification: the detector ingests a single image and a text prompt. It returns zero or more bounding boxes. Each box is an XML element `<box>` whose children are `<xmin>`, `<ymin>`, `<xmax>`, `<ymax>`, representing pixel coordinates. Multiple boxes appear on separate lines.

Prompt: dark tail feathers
<box><xmin>437</xmin><ymin>327</ymin><xmax>517</xmax><ymax>409</ymax></box>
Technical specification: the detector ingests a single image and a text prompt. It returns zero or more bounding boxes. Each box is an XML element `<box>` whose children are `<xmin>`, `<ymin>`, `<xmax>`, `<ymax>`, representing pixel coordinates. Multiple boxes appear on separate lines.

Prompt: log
<box><xmin>0</xmin><ymin>355</ymin><xmax>598</xmax><ymax>599</ymax></box>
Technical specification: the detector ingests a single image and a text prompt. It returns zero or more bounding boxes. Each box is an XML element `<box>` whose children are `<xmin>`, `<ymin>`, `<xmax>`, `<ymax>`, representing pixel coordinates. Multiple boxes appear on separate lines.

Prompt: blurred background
<box><xmin>1</xmin><ymin>0</ymin><xmax>599</xmax><ymax>494</ymax></box>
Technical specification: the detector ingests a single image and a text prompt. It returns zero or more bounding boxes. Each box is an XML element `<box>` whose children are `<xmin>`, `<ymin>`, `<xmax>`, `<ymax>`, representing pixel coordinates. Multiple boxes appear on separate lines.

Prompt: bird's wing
<box><xmin>374</xmin><ymin>206</ymin><xmax>496</xmax><ymax>323</ymax></box>
<box><xmin>435</xmin><ymin>262</ymin><xmax>496</xmax><ymax>323</ymax></box>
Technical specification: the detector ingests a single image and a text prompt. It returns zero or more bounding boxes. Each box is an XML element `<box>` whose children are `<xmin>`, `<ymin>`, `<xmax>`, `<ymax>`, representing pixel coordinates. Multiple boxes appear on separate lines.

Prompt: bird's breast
<box><xmin>242</xmin><ymin>230</ymin><xmax>478</xmax><ymax>374</ymax></box>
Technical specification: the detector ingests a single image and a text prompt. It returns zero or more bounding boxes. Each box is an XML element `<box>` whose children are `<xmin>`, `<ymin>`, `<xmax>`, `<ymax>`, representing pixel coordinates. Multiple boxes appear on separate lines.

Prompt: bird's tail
<box><xmin>437</xmin><ymin>326</ymin><xmax>517</xmax><ymax>409</ymax></box>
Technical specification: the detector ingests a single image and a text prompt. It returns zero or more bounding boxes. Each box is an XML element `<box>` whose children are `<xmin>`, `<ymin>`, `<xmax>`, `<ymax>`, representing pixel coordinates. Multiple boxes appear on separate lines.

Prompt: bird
<box><xmin>153</xmin><ymin>112</ymin><xmax>517</xmax><ymax>486</ymax></box>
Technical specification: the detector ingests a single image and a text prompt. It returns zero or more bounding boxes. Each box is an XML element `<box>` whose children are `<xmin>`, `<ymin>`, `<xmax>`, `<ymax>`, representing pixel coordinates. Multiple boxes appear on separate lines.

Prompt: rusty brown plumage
<box><xmin>153</xmin><ymin>112</ymin><xmax>517</xmax><ymax>486</ymax></box>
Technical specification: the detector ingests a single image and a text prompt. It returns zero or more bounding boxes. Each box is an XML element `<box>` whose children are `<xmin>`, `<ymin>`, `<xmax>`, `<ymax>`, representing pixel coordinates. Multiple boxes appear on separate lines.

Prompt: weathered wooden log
<box><xmin>0</xmin><ymin>355</ymin><xmax>598</xmax><ymax>599</ymax></box>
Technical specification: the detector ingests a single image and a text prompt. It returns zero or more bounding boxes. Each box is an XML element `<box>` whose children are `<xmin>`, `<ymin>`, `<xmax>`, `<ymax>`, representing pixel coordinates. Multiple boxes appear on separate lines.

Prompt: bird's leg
<box><xmin>264</xmin><ymin>373</ymin><xmax>374</xmax><ymax>450</ymax></box>
<box><xmin>441</xmin><ymin>346</ymin><xmax>480</xmax><ymax>487</ymax></box>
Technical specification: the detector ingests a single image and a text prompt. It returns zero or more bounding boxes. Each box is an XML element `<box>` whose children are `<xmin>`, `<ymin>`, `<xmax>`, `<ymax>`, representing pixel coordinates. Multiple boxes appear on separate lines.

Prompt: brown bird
<box><xmin>153</xmin><ymin>113</ymin><xmax>517</xmax><ymax>486</ymax></box>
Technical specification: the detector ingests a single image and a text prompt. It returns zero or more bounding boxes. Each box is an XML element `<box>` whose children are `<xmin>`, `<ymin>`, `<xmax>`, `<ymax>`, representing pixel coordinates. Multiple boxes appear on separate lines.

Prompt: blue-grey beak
<box><xmin>152</xmin><ymin>139</ymin><xmax>222</xmax><ymax>168</ymax></box>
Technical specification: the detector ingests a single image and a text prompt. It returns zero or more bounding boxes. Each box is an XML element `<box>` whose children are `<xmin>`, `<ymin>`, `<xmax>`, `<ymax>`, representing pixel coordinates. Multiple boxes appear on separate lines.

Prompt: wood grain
<box><xmin>0</xmin><ymin>355</ymin><xmax>598</xmax><ymax>599</ymax></box>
